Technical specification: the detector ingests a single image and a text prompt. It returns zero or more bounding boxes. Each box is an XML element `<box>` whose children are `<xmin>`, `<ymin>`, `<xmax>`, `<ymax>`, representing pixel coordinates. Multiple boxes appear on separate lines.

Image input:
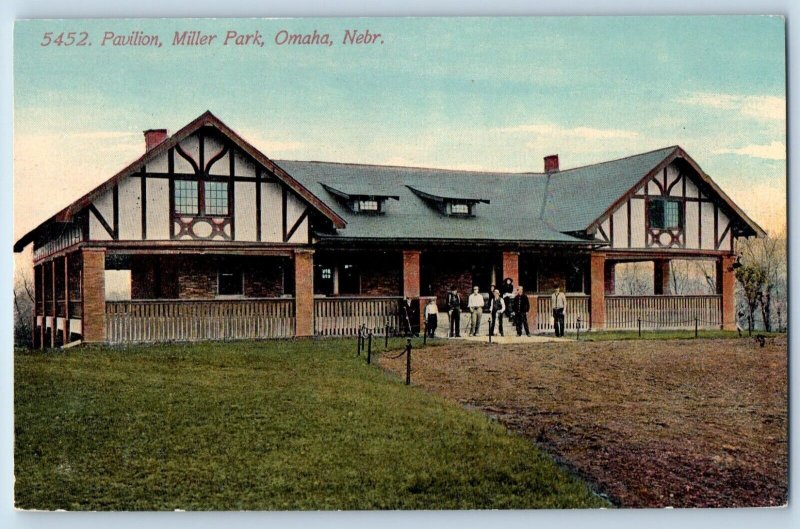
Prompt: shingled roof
<box><xmin>277</xmin><ymin>145</ymin><xmax>763</xmax><ymax>244</ymax></box>
<box><xmin>277</xmin><ymin>160</ymin><xmax>589</xmax><ymax>244</ymax></box>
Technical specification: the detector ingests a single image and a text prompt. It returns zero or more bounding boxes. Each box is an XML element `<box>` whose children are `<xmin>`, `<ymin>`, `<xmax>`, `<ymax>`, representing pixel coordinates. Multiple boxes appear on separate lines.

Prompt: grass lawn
<box><xmin>14</xmin><ymin>337</ymin><xmax>607</xmax><ymax>510</ymax></box>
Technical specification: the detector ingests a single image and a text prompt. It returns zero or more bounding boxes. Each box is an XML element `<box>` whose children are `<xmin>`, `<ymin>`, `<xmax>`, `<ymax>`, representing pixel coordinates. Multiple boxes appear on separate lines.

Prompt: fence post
<box><xmin>356</xmin><ymin>328</ymin><xmax>361</xmax><ymax>356</ymax></box>
<box><xmin>576</xmin><ymin>318</ymin><xmax>580</xmax><ymax>341</ymax></box>
<box><xmin>638</xmin><ymin>318</ymin><xmax>641</xmax><ymax>338</ymax></box>
<box><xmin>423</xmin><ymin>321</ymin><xmax>427</xmax><ymax>346</ymax></box>
<box><xmin>367</xmin><ymin>332</ymin><xmax>372</xmax><ymax>364</ymax></box>
<box><xmin>748</xmin><ymin>315</ymin><xmax>752</xmax><ymax>337</ymax></box>
<box><xmin>385</xmin><ymin>323</ymin><xmax>389</xmax><ymax>349</ymax></box>
<box><xmin>405</xmin><ymin>338</ymin><xmax>412</xmax><ymax>386</ymax></box>
<box><xmin>695</xmin><ymin>317</ymin><xmax>698</xmax><ymax>338</ymax></box>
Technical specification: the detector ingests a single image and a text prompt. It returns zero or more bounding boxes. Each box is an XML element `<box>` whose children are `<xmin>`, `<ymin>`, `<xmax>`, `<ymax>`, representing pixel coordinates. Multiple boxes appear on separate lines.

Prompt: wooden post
<box><xmin>653</xmin><ymin>259</ymin><xmax>670</xmax><ymax>295</ymax></box>
<box><xmin>39</xmin><ymin>264</ymin><xmax>45</xmax><ymax>349</ymax></box>
<box><xmin>50</xmin><ymin>260</ymin><xmax>56</xmax><ymax>348</ymax></box>
<box><xmin>604</xmin><ymin>261</ymin><xmax>616</xmax><ymax>295</ymax></box>
<box><xmin>32</xmin><ymin>264</ymin><xmax>39</xmax><ymax>349</ymax></box>
<box><xmin>717</xmin><ymin>255</ymin><xmax>736</xmax><ymax>331</ymax></box>
<box><xmin>81</xmin><ymin>248</ymin><xmax>107</xmax><ymax>343</ymax></box>
<box><xmin>63</xmin><ymin>254</ymin><xmax>70</xmax><ymax>345</ymax></box>
<box><xmin>293</xmin><ymin>249</ymin><xmax>315</xmax><ymax>337</ymax></box>
<box><xmin>590</xmin><ymin>253</ymin><xmax>606</xmax><ymax>330</ymax></box>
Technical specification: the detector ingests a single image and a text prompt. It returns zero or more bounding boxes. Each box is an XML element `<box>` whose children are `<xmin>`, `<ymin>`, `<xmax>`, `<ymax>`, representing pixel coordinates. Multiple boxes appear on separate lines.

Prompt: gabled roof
<box><xmin>278</xmin><ymin>145</ymin><xmax>765</xmax><ymax>243</ymax></box>
<box><xmin>14</xmin><ymin>111</ymin><xmax>347</xmax><ymax>252</ymax></box>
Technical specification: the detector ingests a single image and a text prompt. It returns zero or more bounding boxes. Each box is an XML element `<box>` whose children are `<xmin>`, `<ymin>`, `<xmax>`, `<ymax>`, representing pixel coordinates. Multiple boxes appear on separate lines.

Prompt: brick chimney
<box><xmin>544</xmin><ymin>154</ymin><xmax>559</xmax><ymax>172</ymax></box>
<box><xmin>144</xmin><ymin>129</ymin><xmax>168</xmax><ymax>151</ymax></box>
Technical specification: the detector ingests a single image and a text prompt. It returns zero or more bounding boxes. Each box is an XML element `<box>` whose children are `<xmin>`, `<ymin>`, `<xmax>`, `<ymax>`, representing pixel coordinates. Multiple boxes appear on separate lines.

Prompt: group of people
<box><xmin>421</xmin><ymin>278</ymin><xmax>568</xmax><ymax>338</ymax></box>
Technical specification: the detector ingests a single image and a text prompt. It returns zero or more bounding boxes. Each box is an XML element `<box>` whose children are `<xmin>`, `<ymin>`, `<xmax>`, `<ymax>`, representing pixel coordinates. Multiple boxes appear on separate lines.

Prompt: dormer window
<box><xmin>321</xmin><ymin>183</ymin><xmax>399</xmax><ymax>215</ymax></box>
<box><xmin>407</xmin><ymin>185</ymin><xmax>488</xmax><ymax>217</ymax></box>
<box><xmin>449</xmin><ymin>203</ymin><xmax>470</xmax><ymax>215</ymax></box>
<box><xmin>357</xmin><ymin>199</ymin><xmax>380</xmax><ymax>212</ymax></box>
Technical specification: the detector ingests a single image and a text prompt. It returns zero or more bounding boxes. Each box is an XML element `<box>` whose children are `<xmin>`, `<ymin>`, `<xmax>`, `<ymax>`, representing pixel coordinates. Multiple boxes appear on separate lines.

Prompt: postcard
<box><xmin>11</xmin><ymin>16</ymin><xmax>787</xmax><ymax>511</ymax></box>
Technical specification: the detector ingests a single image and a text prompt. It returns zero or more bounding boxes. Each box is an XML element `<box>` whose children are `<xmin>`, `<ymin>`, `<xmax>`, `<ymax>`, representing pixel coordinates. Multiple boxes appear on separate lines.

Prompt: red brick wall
<box><xmin>402</xmin><ymin>250</ymin><xmax>421</xmax><ymax>298</ymax></box>
<box><xmin>294</xmin><ymin>250</ymin><xmax>314</xmax><ymax>337</ymax></box>
<box><xmin>81</xmin><ymin>248</ymin><xmax>106</xmax><ymax>343</ymax></box>
<box><xmin>718</xmin><ymin>255</ymin><xmax>736</xmax><ymax>331</ymax></box>
<box><xmin>590</xmin><ymin>253</ymin><xmax>606</xmax><ymax>329</ymax></box>
<box><xmin>130</xmin><ymin>255</ymin><xmax>286</xmax><ymax>299</ymax></box>
<box><xmin>360</xmin><ymin>252</ymin><xmax>401</xmax><ymax>296</ymax></box>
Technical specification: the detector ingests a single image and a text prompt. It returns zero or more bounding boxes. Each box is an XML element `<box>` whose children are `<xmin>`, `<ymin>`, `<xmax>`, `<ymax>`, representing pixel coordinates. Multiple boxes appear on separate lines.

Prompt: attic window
<box><xmin>450</xmin><ymin>203</ymin><xmax>470</xmax><ymax>215</ymax></box>
<box><xmin>649</xmin><ymin>198</ymin><xmax>682</xmax><ymax>230</ymax></box>
<box><xmin>357</xmin><ymin>199</ymin><xmax>379</xmax><ymax>212</ymax></box>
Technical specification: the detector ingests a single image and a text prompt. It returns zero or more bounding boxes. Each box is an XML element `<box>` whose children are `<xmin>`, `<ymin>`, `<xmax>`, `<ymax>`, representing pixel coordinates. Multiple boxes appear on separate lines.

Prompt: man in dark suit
<box><xmin>512</xmin><ymin>286</ymin><xmax>531</xmax><ymax>337</ymax></box>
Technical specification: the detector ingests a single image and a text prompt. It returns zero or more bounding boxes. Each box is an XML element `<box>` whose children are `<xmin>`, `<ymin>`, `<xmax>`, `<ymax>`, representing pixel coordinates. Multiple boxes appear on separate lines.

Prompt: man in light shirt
<box><xmin>551</xmin><ymin>286</ymin><xmax>567</xmax><ymax>337</ymax></box>
<box><xmin>424</xmin><ymin>298</ymin><xmax>438</xmax><ymax>338</ymax></box>
<box><xmin>467</xmin><ymin>286</ymin><xmax>484</xmax><ymax>336</ymax></box>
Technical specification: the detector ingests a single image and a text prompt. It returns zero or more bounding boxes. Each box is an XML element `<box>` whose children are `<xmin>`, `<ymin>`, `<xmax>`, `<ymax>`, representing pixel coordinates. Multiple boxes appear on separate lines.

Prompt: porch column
<box><xmin>604</xmin><ymin>261</ymin><xmax>616</xmax><ymax>295</ymax></box>
<box><xmin>50</xmin><ymin>259</ymin><xmax>56</xmax><ymax>348</ymax></box>
<box><xmin>294</xmin><ymin>249</ymin><xmax>315</xmax><ymax>337</ymax></box>
<box><xmin>81</xmin><ymin>248</ymin><xmax>107</xmax><ymax>344</ymax></box>
<box><xmin>402</xmin><ymin>250</ymin><xmax>421</xmax><ymax>298</ymax></box>
<box><xmin>653</xmin><ymin>259</ymin><xmax>670</xmax><ymax>295</ymax></box>
<box><xmin>502</xmin><ymin>251</ymin><xmax>519</xmax><ymax>287</ymax></box>
<box><xmin>63</xmin><ymin>254</ymin><xmax>70</xmax><ymax>345</ymax></box>
<box><xmin>32</xmin><ymin>264</ymin><xmax>39</xmax><ymax>349</ymax></box>
<box><xmin>717</xmin><ymin>255</ymin><xmax>736</xmax><ymax>331</ymax></box>
<box><xmin>590</xmin><ymin>253</ymin><xmax>606</xmax><ymax>330</ymax></box>
<box><xmin>39</xmin><ymin>264</ymin><xmax>45</xmax><ymax>349</ymax></box>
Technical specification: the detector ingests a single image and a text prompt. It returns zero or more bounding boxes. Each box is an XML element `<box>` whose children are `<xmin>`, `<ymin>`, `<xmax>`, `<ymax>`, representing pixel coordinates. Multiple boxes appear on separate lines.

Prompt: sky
<box><xmin>13</xmin><ymin>16</ymin><xmax>786</xmax><ymax>249</ymax></box>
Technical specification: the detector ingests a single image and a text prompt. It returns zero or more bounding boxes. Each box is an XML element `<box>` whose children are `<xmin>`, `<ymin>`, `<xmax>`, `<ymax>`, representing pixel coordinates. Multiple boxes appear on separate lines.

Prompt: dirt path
<box><xmin>380</xmin><ymin>337</ymin><xmax>787</xmax><ymax>508</ymax></box>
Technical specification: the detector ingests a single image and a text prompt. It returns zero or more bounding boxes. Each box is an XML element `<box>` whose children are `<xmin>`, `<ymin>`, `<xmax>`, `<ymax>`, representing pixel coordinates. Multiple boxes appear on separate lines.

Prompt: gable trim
<box><xmin>585</xmin><ymin>146</ymin><xmax>765</xmax><ymax>238</ymax></box>
<box><xmin>14</xmin><ymin>111</ymin><xmax>346</xmax><ymax>252</ymax></box>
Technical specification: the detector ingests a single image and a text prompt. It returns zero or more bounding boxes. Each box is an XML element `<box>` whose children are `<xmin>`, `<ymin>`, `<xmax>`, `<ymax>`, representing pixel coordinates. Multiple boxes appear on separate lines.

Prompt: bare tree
<box><xmin>615</xmin><ymin>262</ymin><xmax>652</xmax><ymax>295</ymax></box>
<box><xmin>736</xmin><ymin>230</ymin><xmax>786</xmax><ymax>332</ymax></box>
<box><xmin>14</xmin><ymin>270</ymin><xmax>35</xmax><ymax>348</ymax></box>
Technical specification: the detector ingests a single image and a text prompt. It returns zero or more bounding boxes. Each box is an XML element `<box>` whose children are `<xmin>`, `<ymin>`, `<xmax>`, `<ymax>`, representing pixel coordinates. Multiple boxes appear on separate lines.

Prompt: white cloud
<box><xmin>495</xmin><ymin>123</ymin><xmax>638</xmax><ymax>140</ymax></box>
<box><xmin>678</xmin><ymin>92</ymin><xmax>785</xmax><ymax>121</ymax></box>
<box><xmin>238</xmin><ymin>128</ymin><xmax>305</xmax><ymax>155</ymax></box>
<box><xmin>713</xmin><ymin>141</ymin><xmax>786</xmax><ymax>160</ymax></box>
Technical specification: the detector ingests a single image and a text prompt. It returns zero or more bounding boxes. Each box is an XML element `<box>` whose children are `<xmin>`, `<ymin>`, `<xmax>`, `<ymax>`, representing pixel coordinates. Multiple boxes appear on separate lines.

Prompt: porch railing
<box><xmin>105</xmin><ymin>298</ymin><xmax>295</xmax><ymax>344</ymax></box>
<box><xmin>536</xmin><ymin>294</ymin><xmax>591</xmax><ymax>331</ymax></box>
<box><xmin>605</xmin><ymin>295</ymin><xmax>721</xmax><ymax>330</ymax></box>
<box><xmin>314</xmin><ymin>296</ymin><xmax>402</xmax><ymax>336</ymax></box>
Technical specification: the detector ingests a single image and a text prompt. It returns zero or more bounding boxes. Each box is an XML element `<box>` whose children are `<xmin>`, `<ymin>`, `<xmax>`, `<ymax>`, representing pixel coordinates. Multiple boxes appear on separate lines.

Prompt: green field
<box><xmin>14</xmin><ymin>338</ymin><xmax>607</xmax><ymax>510</ymax></box>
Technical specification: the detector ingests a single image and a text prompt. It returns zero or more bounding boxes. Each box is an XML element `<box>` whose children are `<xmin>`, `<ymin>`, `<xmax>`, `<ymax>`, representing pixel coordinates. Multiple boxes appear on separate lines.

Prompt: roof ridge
<box><xmin>553</xmin><ymin>145</ymin><xmax>680</xmax><ymax>175</ymax></box>
<box><xmin>277</xmin><ymin>159</ymin><xmax>542</xmax><ymax>176</ymax></box>
<box><xmin>277</xmin><ymin>146</ymin><xmax>681</xmax><ymax>176</ymax></box>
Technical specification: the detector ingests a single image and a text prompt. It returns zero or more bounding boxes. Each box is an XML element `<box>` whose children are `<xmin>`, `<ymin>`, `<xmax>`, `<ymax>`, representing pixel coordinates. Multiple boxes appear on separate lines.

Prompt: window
<box><xmin>174</xmin><ymin>179</ymin><xmax>230</xmax><ymax>216</ymax></box>
<box><xmin>648</xmin><ymin>198</ymin><xmax>682</xmax><ymax>229</ymax></box>
<box><xmin>204</xmin><ymin>181</ymin><xmax>228</xmax><ymax>215</ymax></box>
<box><xmin>321</xmin><ymin>268</ymin><xmax>332</xmax><ymax>280</ymax></box>
<box><xmin>218</xmin><ymin>271</ymin><xmax>243</xmax><ymax>296</ymax></box>
<box><xmin>358</xmin><ymin>199</ymin><xmax>379</xmax><ymax>212</ymax></box>
<box><xmin>450</xmin><ymin>203</ymin><xmax>469</xmax><ymax>215</ymax></box>
<box><xmin>174</xmin><ymin>180</ymin><xmax>199</xmax><ymax>215</ymax></box>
